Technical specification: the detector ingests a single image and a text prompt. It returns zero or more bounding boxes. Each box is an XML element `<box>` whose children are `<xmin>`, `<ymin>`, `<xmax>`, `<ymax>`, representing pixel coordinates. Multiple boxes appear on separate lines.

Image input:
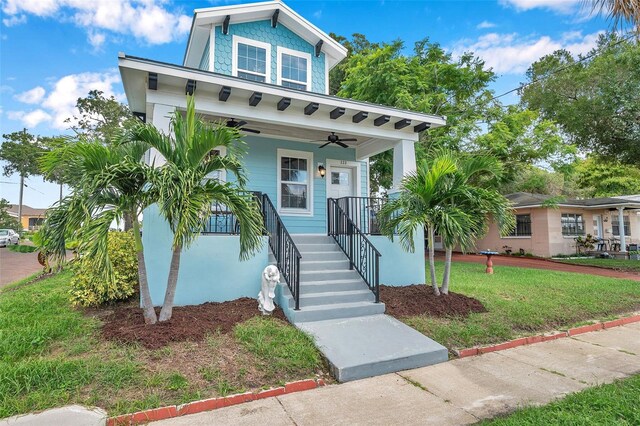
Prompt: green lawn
<box><xmin>7</xmin><ymin>244</ymin><xmax>38</xmax><ymax>253</ymax></box>
<box><xmin>483</xmin><ymin>375</ymin><xmax>640</xmax><ymax>425</ymax></box>
<box><xmin>402</xmin><ymin>261</ymin><xmax>640</xmax><ymax>350</ymax></box>
<box><xmin>556</xmin><ymin>258</ymin><xmax>640</xmax><ymax>273</ymax></box>
<box><xmin>0</xmin><ymin>271</ymin><xmax>323</xmax><ymax>419</ymax></box>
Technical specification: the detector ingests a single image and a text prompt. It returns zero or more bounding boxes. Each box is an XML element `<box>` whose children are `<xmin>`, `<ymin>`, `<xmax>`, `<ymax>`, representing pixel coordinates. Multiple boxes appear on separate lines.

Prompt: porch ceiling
<box><xmin>119</xmin><ymin>54</ymin><xmax>446</xmax><ymax>158</ymax></box>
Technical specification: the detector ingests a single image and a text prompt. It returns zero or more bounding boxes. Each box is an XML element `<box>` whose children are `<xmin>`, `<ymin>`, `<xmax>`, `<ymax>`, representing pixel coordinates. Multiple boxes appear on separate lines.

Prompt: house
<box><xmin>474</xmin><ymin>192</ymin><xmax>640</xmax><ymax>258</ymax></box>
<box><xmin>7</xmin><ymin>204</ymin><xmax>47</xmax><ymax>230</ymax></box>
<box><xmin>119</xmin><ymin>0</ymin><xmax>448</xmax><ymax>381</ymax></box>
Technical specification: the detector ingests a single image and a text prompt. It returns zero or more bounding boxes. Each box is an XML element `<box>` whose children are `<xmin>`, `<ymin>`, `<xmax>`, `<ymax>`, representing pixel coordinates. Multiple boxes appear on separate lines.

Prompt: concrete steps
<box><xmin>273</xmin><ymin>234</ymin><xmax>447</xmax><ymax>382</ymax></box>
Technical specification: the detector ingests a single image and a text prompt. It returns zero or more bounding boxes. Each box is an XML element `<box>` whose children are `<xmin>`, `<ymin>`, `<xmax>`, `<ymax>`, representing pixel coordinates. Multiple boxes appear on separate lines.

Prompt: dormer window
<box><xmin>232</xmin><ymin>36</ymin><xmax>271</xmax><ymax>83</ymax></box>
<box><xmin>277</xmin><ymin>47</ymin><xmax>311</xmax><ymax>91</ymax></box>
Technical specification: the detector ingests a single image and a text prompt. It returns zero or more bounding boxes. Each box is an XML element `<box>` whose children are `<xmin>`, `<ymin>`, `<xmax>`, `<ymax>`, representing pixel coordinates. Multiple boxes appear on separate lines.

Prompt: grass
<box><xmin>401</xmin><ymin>261</ymin><xmax>640</xmax><ymax>350</ymax></box>
<box><xmin>482</xmin><ymin>375</ymin><xmax>640</xmax><ymax>425</ymax></box>
<box><xmin>0</xmin><ymin>270</ymin><xmax>324</xmax><ymax>419</ymax></box>
<box><xmin>7</xmin><ymin>244</ymin><xmax>38</xmax><ymax>253</ymax></box>
<box><xmin>556</xmin><ymin>258</ymin><xmax>640</xmax><ymax>273</ymax></box>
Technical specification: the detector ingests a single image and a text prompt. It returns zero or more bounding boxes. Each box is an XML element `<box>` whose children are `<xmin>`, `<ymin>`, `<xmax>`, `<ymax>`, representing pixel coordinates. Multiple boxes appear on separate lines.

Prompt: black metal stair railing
<box><xmin>261</xmin><ymin>193</ymin><xmax>302</xmax><ymax>310</ymax></box>
<box><xmin>328</xmin><ymin>198</ymin><xmax>381</xmax><ymax>303</ymax></box>
<box><xmin>335</xmin><ymin>196</ymin><xmax>386</xmax><ymax>235</ymax></box>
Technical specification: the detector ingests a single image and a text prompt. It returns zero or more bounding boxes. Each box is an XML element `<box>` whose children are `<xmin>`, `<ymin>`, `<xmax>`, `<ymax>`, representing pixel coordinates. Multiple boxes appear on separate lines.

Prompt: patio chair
<box><xmin>596</xmin><ymin>239</ymin><xmax>608</xmax><ymax>251</ymax></box>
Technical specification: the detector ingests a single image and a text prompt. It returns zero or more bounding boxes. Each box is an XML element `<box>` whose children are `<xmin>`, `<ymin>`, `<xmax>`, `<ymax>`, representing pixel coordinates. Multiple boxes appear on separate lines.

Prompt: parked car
<box><xmin>0</xmin><ymin>229</ymin><xmax>20</xmax><ymax>247</ymax></box>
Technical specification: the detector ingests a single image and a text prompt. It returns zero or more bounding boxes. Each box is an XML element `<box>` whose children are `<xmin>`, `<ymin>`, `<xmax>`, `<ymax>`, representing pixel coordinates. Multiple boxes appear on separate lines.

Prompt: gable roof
<box><xmin>507</xmin><ymin>192</ymin><xmax>640</xmax><ymax>210</ymax></box>
<box><xmin>184</xmin><ymin>0</ymin><xmax>348</xmax><ymax>70</ymax></box>
<box><xmin>7</xmin><ymin>204</ymin><xmax>48</xmax><ymax>217</ymax></box>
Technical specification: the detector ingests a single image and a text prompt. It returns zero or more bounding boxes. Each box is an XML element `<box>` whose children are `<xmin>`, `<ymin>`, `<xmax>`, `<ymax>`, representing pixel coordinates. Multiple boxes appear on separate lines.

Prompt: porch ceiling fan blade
<box><xmin>319</xmin><ymin>142</ymin><xmax>332</xmax><ymax>149</ymax></box>
<box><xmin>335</xmin><ymin>141</ymin><xmax>349</xmax><ymax>148</ymax></box>
<box><xmin>339</xmin><ymin>138</ymin><xmax>357</xmax><ymax>142</ymax></box>
<box><xmin>242</xmin><ymin>128</ymin><xmax>261</xmax><ymax>134</ymax></box>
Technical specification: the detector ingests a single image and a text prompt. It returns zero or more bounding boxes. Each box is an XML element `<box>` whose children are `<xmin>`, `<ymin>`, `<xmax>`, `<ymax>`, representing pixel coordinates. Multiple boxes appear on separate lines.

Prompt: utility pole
<box><xmin>17</xmin><ymin>128</ymin><xmax>27</xmax><ymax>229</ymax></box>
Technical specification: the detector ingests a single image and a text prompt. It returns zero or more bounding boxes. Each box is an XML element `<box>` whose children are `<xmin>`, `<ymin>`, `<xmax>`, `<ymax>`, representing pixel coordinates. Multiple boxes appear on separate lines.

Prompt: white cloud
<box><xmin>313</xmin><ymin>9</ymin><xmax>322</xmax><ymax>19</ymax></box>
<box><xmin>15</xmin><ymin>86</ymin><xmax>46</xmax><ymax>104</ymax></box>
<box><xmin>8</xmin><ymin>71</ymin><xmax>122</xmax><ymax>130</ymax></box>
<box><xmin>2</xmin><ymin>14</ymin><xmax>26</xmax><ymax>26</ymax></box>
<box><xmin>477</xmin><ymin>21</ymin><xmax>496</xmax><ymax>29</ymax></box>
<box><xmin>1</xmin><ymin>0</ymin><xmax>190</xmax><ymax>45</ymax></box>
<box><xmin>450</xmin><ymin>31</ymin><xmax>602</xmax><ymax>74</ymax></box>
<box><xmin>498</xmin><ymin>0</ymin><xmax>580</xmax><ymax>14</ymax></box>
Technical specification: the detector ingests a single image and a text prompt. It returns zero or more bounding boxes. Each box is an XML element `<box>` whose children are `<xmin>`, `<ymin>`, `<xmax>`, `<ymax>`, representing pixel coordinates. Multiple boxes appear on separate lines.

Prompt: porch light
<box><xmin>318</xmin><ymin>164</ymin><xmax>326</xmax><ymax>178</ymax></box>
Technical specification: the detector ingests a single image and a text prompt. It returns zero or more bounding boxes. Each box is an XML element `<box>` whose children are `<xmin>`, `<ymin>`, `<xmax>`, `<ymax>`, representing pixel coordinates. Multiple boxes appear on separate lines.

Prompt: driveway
<box><xmin>0</xmin><ymin>248</ymin><xmax>42</xmax><ymax>288</ymax></box>
<box><xmin>451</xmin><ymin>253</ymin><xmax>640</xmax><ymax>281</ymax></box>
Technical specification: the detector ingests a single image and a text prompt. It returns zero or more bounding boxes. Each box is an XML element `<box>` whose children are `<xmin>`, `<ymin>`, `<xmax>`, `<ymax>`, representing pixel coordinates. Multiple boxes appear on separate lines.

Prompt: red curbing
<box><xmin>107</xmin><ymin>379</ymin><xmax>325</xmax><ymax>425</ymax></box>
<box><xmin>455</xmin><ymin>314</ymin><xmax>640</xmax><ymax>359</ymax></box>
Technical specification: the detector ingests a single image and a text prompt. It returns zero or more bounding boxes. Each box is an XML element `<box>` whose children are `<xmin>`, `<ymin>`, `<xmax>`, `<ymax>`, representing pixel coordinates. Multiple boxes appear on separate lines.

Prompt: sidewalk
<box><xmin>153</xmin><ymin>322</ymin><xmax>640</xmax><ymax>425</ymax></box>
<box><xmin>0</xmin><ymin>249</ymin><xmax>41</xmax><ymax>288</ymax></box>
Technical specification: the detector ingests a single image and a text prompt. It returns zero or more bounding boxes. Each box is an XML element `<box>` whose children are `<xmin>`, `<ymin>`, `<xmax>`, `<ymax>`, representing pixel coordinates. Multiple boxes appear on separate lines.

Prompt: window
<box><xmin>277</xmin><ymin>47</ymin><xmax>311</xmax><ymax>91</ymax></box>
<box><xmin>612</xmin><ymin>215</ymin><xmax>631</xmax><ymax>237</ymax></box>
<box><xmin>508</xmin><ymin>214</ymin><xmax>532</xmax><ymax>237</ymax></box>
<box><xmin>278</xmin><ymin>149</ymin><xmax>313</xmax><ymax>215</ymax></box>
<box><xmin>233</xmin><ymin>36</ymin><xmax>270</xmax><ymax>83</ymax></box>
<box><xmin>561</xmin><ymin>213</ymin><xmax>585</xmax><ymax>236</ymax></box>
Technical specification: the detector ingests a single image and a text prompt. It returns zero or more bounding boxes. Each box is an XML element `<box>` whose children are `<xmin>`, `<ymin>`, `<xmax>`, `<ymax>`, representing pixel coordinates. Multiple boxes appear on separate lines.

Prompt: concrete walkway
<box><xmin>153</xmin><ymin>322</ymin><xmax>640</xmax><ymax>425</ymax></box>
<box><xmin>451</xmin><ymin>253</ymin><xmax>640</xmax><ymax>281</ymax></box>
<box><xmin>0</xmin><ymin>249</ymin><xmax>41</xmax><ymax>288</ymax></box>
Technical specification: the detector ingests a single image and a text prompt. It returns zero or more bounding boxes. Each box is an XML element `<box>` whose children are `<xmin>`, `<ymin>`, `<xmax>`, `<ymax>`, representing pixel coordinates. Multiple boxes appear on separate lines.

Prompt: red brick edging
<box><xmin>107</xmin><ymin>378</ymin><xmax>326</xmax><ymax>425</ymax></box>
<box><xmin>454</xmin><ymin>314</ymin><xmax>640</xmax><ymax>358</ymax></box>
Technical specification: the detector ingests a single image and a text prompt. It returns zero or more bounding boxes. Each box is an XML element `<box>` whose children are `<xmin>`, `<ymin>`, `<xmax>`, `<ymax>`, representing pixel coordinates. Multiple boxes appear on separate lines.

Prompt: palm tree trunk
<box><xmin>159</xmin><ymin>244</ymin><xmax>182</xmax><ymax>322</ymax></box>
<box><xmin>132</xmin><ymin>216</ymin><xmax>157</xmax><ymax>324</ymax></box>
<box><xmin>441</xmin><ymin>247</ymin><xmax>452</xmax><ymax>295</ymax></box>
<box><xmin>427</xmin><ymin>225</ymin><xmax>441</xmax><ymax>296</ymax></box>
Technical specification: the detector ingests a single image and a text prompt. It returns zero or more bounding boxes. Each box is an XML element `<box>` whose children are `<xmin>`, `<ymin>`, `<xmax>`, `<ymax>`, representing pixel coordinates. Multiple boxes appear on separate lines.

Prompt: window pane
<box><xmin>237</xmin><ymin>71</ymin><xmax>266</xmax><ymax>82</ymax></box>
<box><xmin>237</xmin><ymin>43</ymin><xmax>267</xmax><ymax>79</ymax></box>
<box><xmin>281</xmin><ymin>53</ymin><xmax>307</xmax><ymax>87</ymax></box>
<box><xmin>281</xmin><ymin>80</ymin><xmax>306</xmax><ymax>91</ymax></box>
<box><xmin>281</xmin><ymin>183</ymin><xmax>307</xmax><ymax>209</ymax></box>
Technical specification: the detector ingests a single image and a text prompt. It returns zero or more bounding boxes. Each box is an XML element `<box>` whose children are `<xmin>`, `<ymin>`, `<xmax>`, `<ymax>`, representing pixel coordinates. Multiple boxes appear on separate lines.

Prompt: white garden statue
<box><xmin>258</xmin><ymin>265</ymin><xmax>280</xmax><ymax>315</ymax></box>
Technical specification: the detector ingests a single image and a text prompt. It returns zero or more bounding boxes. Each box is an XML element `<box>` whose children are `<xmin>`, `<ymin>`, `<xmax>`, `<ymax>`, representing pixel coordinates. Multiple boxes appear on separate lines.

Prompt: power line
<box><xmin>488</xmin><ymin>32</ymin><xmax>637</xmax><ymax>102</ymax></box>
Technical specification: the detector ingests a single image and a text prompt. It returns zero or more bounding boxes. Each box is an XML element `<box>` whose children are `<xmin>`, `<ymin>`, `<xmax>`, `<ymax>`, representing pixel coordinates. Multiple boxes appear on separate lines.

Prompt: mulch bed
<box><xmin>100</xmin><ymin>297</ymin><xmax>286</xmax><ymax>349</ymax></box>
<box><xmin>380</xmin><ymin>285</ymin><xmax>487</xmax><ymax>318</ymax></box>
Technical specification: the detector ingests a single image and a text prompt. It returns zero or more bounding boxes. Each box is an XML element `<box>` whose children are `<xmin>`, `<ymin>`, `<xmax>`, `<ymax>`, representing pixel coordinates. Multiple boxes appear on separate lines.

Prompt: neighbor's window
<box><xmin>278</xmin><ymin>150</ymin><xmax>312</xmax><ymax>215</ymax></box>
<box><xmin>234</xmin><ymin>37</ymin><xmax>270</xmax><ymax>82</ymax></box>
<box><xmin>508</xmin><ymin>214</ymin><xmax>532</xmax><ymax>237</ymax></box>
<box><xmin>612</xmin><ymin>215</ymin><xmax>631</xmax><ymax>237</ymax></box>
<box><xmin>277</xmin><ymin>47</ymin><xmax>311</xmax><ymax>91</ymax></box>
<box><xmin>561</xmin><ymin>213</ymin><xmax>585</xmax><ymax>236</ymax></box>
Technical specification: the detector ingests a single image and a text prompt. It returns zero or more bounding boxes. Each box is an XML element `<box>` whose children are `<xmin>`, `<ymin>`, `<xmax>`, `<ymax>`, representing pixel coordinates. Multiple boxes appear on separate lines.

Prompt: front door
<box><xmin>328</xmin><ymin>167</ymin><xmax>355</xmax><ymax>199</ymax></box>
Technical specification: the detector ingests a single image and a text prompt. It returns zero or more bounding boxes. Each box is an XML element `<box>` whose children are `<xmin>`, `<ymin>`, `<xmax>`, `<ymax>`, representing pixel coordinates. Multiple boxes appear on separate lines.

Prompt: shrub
<box><xmin>7</xmin><ymin>245</ymin><xmax>38</xmax><ymax>253</ymax></box>
<box><xmin>70</xmin><ymin>231</ymin><xmax>138</xmax><ymax>307</ymax></box>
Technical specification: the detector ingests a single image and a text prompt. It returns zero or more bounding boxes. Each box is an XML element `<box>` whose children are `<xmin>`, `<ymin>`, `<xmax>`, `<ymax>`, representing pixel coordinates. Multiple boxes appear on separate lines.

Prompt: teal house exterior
<box><xmin>119</xmin><ymin>0</ymin><xmax>446</xmax><ymax>326</ymax></box>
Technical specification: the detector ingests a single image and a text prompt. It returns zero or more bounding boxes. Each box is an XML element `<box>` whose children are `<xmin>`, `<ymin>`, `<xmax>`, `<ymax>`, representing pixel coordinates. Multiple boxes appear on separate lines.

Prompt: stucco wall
<box><xmin>142</xmin><ymin>204</ymin><xmax>270</xmax><ymax>306</ymax></box>
<box><xmin>370</xmin><ymin>229</ymin><xmax>426</xmax><ymax>286</ymax></box>
<box><xmin>211</xmin><ymin>20</ymin><xmax>326</xmax><ymax>93</ymax></box>
<box><xmin>474</xmin><ymin>208</ymin><xmax>551</xmax><ymax>257</ymax></box>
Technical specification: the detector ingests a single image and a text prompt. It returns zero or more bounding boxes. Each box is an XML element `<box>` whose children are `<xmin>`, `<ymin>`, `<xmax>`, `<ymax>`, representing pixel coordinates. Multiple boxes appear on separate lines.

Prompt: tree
<box><xmin>39</xmin><ymin>136</ymin><xmax>70</xmax><ymax>202</ymax></box>
<box><xmin>131</xmin><ymin>96</ymin><xmax>264</xmax><ymax>322</ymax></box>
<box><xmin>334</xmin><ymin>38</ymin><xmax>497</xmax><ymax>193</ymax></box>
<box><xmin>68</xmin><ymin>90</ymin><xmax>139</xmax><ymax>143</ymax></box>
<box><xmin>574</xmin><ymin>156</ymin><xmax>640</xmax><ymax>197</ymax></box>
<box><xmin>0</xmin><ymin>198</ymin><xmax>21</xmax><ymax>230</ymax></box>
<box><xmin>40</xmin><ymin>139</ymin><xmax>159</xmax><ymax>324</ymax></box>
<box><xmin>0</xmin><ymin>129</ymin><xmax>46</xmax><ymax>225</ymax></box>
<box><xmin>377</xmin><ymin>151</ymin><xmax>514</xmax><ymax>295</ymax></box>
<box><xmin>522</xmin><ymin>34</ymin><xmax>640</xmax><ymax>167</ymax></box>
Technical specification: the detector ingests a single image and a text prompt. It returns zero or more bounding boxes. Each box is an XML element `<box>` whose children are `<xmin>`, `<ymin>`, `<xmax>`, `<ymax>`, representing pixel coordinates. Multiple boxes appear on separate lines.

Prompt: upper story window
<box><xmin>232</xmin><ymin>36</ymin><xmax>271</xmax><ymax>83</ymax></box>
<box><xmin>561</xmin><ymin>213</ymin><xmax>585</xmax><ymax>236</ymax></box>
<box><xmin>277</xmin><ymin>47</ymin><xmax>311</xmax><ymax>91</ymax></box>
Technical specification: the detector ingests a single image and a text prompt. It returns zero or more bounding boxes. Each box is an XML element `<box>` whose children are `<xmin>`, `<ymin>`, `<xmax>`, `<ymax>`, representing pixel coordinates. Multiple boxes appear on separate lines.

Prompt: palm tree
<box><xmin>377</xmin><ymin>153</ymin><xmax>459</xmax><ymax>296</ymax></box>
<box><xmin>378</xmin><ymin>151</ymin><xmax>515</xmax><ymax>296</ymax></box>
<box><xmin>131</xmin><ymin>96</ymin><xmax>264</xmax><ymax>322</ymax></box>
<box><xmin>437</xmin><ymin>155</ymin><xmax>515</xmax><ymax>295</ymax></box>
<box><xmin>588</xmin><ymin>1</ymin><xmax>640</xmax><ymax>32</ymax></box>
<box><xmin>40</xmin><ymin>139</ymin><xmax>160</xmax><ymax>324</ymax></box>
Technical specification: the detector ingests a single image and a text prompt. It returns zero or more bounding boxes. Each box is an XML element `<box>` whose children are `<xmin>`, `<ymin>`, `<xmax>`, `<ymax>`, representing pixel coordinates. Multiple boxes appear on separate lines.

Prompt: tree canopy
<box><xmin>68</xmin><ymin>90</ymin><xmax>138</xmax><ymax>143</ymax></box>
<box><xmin>0</xmin><ymin>129</ymin><xmax>45</xmax><ymax>179</ymax></box>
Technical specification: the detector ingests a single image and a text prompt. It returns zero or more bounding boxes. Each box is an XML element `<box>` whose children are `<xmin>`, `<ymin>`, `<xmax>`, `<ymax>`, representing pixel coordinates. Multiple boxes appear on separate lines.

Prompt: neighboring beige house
<box><xmin>474</xmin><ymin>193</ymin><xmax>640</xmax><ymax>258</ymax></box>
<box><xmin>7</xmin><ymin>205</ymin><xmax>48</xmax><ymax>230</ymax></box>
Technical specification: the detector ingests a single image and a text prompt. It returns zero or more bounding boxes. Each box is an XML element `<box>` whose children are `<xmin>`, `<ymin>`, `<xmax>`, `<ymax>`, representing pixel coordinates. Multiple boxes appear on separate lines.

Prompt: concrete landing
<box><xmin>297</xmin><ymin>314</ymin><xmax>448</xmax><ymax>382</ymax></box>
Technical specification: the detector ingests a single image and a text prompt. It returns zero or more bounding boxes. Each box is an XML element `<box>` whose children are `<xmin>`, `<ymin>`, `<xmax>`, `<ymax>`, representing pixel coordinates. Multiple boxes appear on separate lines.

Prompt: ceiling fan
<box><xmin>225</xmin><ymin>118</ymin><xmax>261</xmax><ymax>134</ymax></box>
<box><xmin>315</xmin><ymin>132</ymin><xmax>357</xmax><ymax>149</ymax></box>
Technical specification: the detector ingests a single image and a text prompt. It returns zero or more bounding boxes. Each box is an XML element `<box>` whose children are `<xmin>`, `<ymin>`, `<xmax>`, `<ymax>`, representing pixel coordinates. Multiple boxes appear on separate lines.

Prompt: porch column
<box><xmin>148</xmin><ymin>103</ymin><xmax>174</xmax><ymax>167</ymax></box>
<box><xmin>390</xmin><ymin>139</ymin><xmax>416</xmax><ymax>194</ymax></box>
<box><xmin>618</xmin><ymin>207</ymin><xmax>627</xmax><ymax>252</ymax></box>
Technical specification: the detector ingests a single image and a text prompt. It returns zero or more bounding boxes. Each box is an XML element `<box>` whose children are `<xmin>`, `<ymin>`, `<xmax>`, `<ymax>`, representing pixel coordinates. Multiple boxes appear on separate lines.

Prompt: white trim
<box><xmin>208</xmin><ymin>25</ymin><xmax>215</xmax><ymax>72</ymax></box>
<box><xmin>232</xmin><ymin>35</ymin><xmax>272</xmax><ymax>83</ymax></box>
<box><xmin>276</xmin><ymin>46</ymin><xmax>312</xmax><ymax>92</ymax></box>
<box><xmin>325</xmin><ymin>159</ymin><xmax>362</xmax><ymax>200</ymax></box>
<box><xmin>277</xmin><ymin>148</ymin><xmax>314</xmax><ymax>217</ymax></box>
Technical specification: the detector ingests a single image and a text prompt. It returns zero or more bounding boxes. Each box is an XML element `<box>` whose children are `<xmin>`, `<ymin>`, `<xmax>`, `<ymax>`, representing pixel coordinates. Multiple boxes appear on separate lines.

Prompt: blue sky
<box><xmin>0</xmin><ymin>0</ymin><xmax>609</xmax><ymax>207</ymax></box>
